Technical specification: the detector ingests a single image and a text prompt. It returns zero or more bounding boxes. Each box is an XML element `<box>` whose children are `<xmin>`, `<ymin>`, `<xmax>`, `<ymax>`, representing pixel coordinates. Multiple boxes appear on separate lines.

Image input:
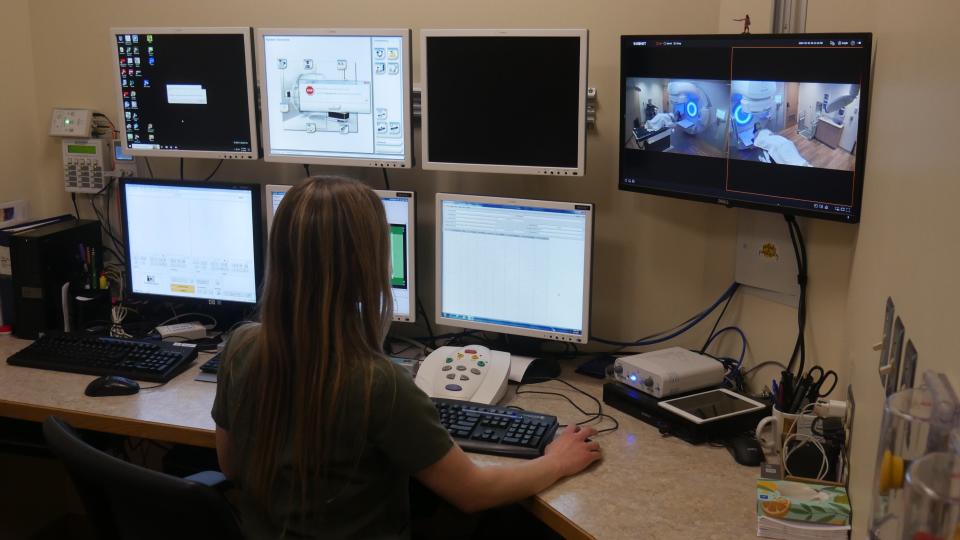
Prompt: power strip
<box><xmin>156</xmin><ymin>322</ymin><xmax>207</xmax><ymax>341</ymax></box>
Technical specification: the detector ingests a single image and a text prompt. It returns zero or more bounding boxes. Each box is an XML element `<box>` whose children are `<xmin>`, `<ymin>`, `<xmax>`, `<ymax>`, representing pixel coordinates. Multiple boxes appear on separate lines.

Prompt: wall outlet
<box><xmin>734</xmin><ymin>209</ymin><xmax>800</xmax><ymax>307</ymax></box>
<box><xmin>0</xmin><ymin>200</ymin><xmax>29</xmax><ymax>227</ymax></box>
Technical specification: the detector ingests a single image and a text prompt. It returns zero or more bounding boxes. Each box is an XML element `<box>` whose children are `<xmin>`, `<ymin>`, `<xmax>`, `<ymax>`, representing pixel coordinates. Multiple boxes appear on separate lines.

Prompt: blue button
<box><xmin>445</xmin><ymin>384</ymin><xmax>463</xmax><ymax>392</ymax></box>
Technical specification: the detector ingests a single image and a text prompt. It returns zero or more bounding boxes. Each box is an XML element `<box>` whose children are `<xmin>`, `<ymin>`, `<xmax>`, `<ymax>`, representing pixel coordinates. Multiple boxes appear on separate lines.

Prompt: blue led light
<box><xmin>686</xmin><ymin>101</ymin><xmax>698</xmax><ymax>117</ymax></box>
<box><xmin>734</xmin><ymin>104</ymin><xmax>753</xmax><ymax>125</ymax></box>
<box><xmin>629</xmin><ymin>374</ymin><xmax>638</xmax><ymax>382</ymax></box>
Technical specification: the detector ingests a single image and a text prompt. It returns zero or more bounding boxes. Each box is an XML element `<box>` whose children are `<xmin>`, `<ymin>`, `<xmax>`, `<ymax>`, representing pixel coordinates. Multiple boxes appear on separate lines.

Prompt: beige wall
<box><xmin>22</xmin><ymin>1</ymin><xmax>956</xmax><ymax>536</ymax></box>
<box><xmin>19</xmin><ymin>1</ymin><xmax>857</xmax><ymax>396</ymax></box>
<box><xmin>0</xmin><ymin>0</ymin><xmax>43</xmax><ymax>214</ymax></box>
<box><xmin>822</xmin><ymin>0</ymin><xmax>960</xmax><ymax>536</ymax></box>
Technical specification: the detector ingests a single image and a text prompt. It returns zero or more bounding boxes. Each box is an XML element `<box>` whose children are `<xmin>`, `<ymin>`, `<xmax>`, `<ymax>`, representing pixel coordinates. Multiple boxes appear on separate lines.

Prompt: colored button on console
<box><xmin>464</xmin><ymin>349</ymin><xmax>477</xmax><ymax>354</ymax></box>
<box><xmin>444</xmin><ymin>384</ymin><xmax>462</xmax><ymax>392</ymax></box>
<box><xmin>477</xmin><ymin>361</ymin><xmax>486</xmax><ymax>367</ymax></box>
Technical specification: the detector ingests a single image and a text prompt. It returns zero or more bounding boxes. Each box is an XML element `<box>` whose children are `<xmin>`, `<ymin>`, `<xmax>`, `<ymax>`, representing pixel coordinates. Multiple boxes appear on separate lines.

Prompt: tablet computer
<box><xmin>658</xmin><ymin>388</ymin><xmax>766</xmax><ymax>425</ymax></box>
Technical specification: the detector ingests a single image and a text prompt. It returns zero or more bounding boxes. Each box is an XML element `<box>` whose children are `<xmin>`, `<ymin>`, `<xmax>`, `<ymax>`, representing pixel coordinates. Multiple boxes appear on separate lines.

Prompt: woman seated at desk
<box><xmin>212</xmin><ymin>176</ymin><xmax>601</xmax><ymax>538</ymax></box>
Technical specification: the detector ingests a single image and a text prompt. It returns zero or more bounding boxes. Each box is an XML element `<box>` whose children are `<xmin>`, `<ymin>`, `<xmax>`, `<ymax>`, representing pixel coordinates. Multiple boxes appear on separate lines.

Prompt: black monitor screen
<box><xmin>425</xmin><ymin>35</ymin><xmax>583</xmax><ymax>170</ymax></box>
<box><xmin>619</xmin><ymin>34</ymin><xmax>872</xmax><ymax>222</ymax></box>
<box><xmin>112</xmin><ymin>30</ymin><xmax>255</xmax><ymax>156</ymax></box>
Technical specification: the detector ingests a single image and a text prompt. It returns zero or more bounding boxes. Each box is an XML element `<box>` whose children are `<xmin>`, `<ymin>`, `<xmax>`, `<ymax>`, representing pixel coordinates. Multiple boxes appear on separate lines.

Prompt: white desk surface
<box><xmin>0</xmin><ymin>335</ymin><xmax>758</xmax><ymax>539</ymax></box>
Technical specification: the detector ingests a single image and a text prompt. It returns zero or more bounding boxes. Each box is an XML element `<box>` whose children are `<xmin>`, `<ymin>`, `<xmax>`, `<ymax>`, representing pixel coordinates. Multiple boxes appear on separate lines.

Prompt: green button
<box><xmin>477</xmin><ymin>361</ymin><xmax>486</xmax><ymax>367</ymax></box>
<box><xmin>445</xmin><ymin>357</ymin><xmax>453</xmax><ymax>363</ymax></box>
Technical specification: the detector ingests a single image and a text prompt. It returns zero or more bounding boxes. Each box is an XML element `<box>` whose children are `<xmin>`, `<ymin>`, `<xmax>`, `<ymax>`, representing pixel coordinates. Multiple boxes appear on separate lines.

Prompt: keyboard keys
<box><xmin>432</xmin><ymin>398</ymin><xmax>559</xmax><ymax>459</ymax></box>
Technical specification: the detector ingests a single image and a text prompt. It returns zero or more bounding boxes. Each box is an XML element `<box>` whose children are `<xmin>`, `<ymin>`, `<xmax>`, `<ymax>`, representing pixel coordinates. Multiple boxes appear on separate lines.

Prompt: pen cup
<box><xmin>901</xmin><ymin>452</ymin><xmax>960</xmax><ymax>540</ymax></box>
<box><xmin>755</xmin><ymin>407</ymin><xmax>800</xmax><ymax>459</ymax></box>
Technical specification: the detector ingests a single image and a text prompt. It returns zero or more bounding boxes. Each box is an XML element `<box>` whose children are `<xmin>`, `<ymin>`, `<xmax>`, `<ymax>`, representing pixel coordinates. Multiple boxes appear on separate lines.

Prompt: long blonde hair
<box><xmin>240</xmin><ymin>176</ymin><xmax>393</xmax><ymax>512</ymax></box>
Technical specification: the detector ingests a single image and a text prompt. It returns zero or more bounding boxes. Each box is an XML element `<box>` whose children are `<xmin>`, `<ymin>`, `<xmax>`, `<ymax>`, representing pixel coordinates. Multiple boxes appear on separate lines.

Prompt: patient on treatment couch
<box><xmin>644</xmin><ymin>112</ymin><xmax>675</xmax><ymax>132</ymax></box>
<box><xmin>753</xmin><ymin>129</ymin><xmax>811</xmax><ymax>167</ymax></box>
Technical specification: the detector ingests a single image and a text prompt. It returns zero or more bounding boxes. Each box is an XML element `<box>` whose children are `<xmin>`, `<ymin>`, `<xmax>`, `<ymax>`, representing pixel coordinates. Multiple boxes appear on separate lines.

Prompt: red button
<box><xmin>306</xmin><ymin>85</ymin><xmax>314</xmax><ymax>95</ymax></box>
<box><xmin>464</xmin><ymin>349</ymin><xmax>477</xmax><ymax>354</ymax></box>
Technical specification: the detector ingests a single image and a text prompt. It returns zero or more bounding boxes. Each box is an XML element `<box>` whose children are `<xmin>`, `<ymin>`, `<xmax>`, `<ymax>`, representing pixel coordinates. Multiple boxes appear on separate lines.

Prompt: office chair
<box><xmin>42</xmin><ymin>416</ymin><xmax>243</xmax><ymax>540</ymax></box>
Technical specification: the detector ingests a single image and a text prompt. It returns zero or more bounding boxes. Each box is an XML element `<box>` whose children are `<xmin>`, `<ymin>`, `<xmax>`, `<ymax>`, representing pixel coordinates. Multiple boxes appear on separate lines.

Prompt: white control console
<box><xmin>50</xmin><ymin>108</ymin><xmax>94</xmax><ymax>137</ymax></box>
<box><xmin>415</xmin><ymin>345</ymin><xmax>510</xmax><ymax>405</ymax></box>
<box><xmin>613</xmin><ymin>347</ymin><xmax>725</xmax><ymax>399</ymax></box>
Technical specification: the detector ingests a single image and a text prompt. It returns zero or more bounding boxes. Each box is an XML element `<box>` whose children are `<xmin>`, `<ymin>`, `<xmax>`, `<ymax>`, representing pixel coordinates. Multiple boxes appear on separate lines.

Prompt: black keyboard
<box><xmin>7</xmin><ymin>333</ymin><xmax>198</xmax><ymax>383</ymax></box>
<box><xmin>433</xmin><ymin>398</ymin><xmax>559</xmax><ymax>459</ymax></box>
<box><xmin>199</xmin><ymin>353</ymin><xmax>221</xmax><ymax>373</ymax></box>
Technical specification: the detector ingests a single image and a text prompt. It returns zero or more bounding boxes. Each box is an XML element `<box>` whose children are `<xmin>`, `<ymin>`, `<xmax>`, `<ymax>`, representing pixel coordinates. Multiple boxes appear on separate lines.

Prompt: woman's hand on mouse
<box><xmin>543</xmin><ymin>425</ymin><xmax>602</xmax><ymax>477</ymax></box>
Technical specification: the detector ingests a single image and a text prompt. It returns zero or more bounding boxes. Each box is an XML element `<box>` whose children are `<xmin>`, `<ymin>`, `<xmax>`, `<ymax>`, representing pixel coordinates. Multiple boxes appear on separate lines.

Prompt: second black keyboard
<box><xmin>8</xmin><ymin>333</ymin><xmax>199</xmax><ymax>383</ymax></box>
<box><xmin>433</xmin><ymin>398</ymin><xmax>559</xmax><ymax>459</ymax></box>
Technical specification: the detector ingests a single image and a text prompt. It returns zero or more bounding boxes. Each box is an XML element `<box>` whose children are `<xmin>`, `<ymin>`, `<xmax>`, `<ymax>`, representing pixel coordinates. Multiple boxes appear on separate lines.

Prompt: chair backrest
<box><xmin>43</xmin><ymin>416</ymin><xmax>243</xmax><ymax>540</ymax></box>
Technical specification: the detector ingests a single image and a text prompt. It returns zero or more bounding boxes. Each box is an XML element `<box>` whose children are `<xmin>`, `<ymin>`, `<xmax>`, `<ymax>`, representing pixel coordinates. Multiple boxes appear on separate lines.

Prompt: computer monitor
<box><xmin>435</xmin><ymin>193</ymin><xmax>593</xmax><ymax>343</ymax></box>
<box><xmin>421</xmin><ymin>29</ymin><xmax>588</xmax><ymax>176</ymax></box>
<box><xmin>619</xmin><ymin>34</ymin><xmax>873</xmax><ymax>222</ymax></box>
<box><xmin>256</xmin><ymin>28</ymin><xmax>413</xmax><ymax>169</ymax></box>
<box><xmin>263</xmin><ymin>184</ymin><xmax>416</xmax><ymax>322</ymax></box>
<box><xmin>120</xmin><ymin>179</ymin><xmax>263</xmax><ymax>305</ymax></box>
<box><xmin>110</xmin><ymin>27</ymin><xmax>259</xmax><ymax>160</ymax></box>
<box><xmin>264</xmin><ymin>184</ymin><xmax>292</xmax><ymax>232</ymax></box>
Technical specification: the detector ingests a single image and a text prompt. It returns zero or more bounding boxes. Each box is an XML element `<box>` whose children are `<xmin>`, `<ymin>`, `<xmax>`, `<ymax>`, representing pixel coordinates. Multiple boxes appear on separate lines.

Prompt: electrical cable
<box><xmin>700</xmin><ymin>326</ymin><xmax>748</xmax><ymax>369</ymax></box>
<box><xmin>741</xmin><ymin>360</ymin><xmax>789</xmax><ymax>377</ymax></box>
<box><xmin>71</xmin><ymin>193</ymin><xmax>80</xmax><ymax>219</ymax></box>
<box><xmin>382</xmin><ymin>168</ymin><xmax>391</xmax><ymax>190</ymax></box>
<box><xmin>203</xmin><ymin>160</ymin><xmax>224</xmax><ymax>181</ymax></box>
<box><xmin>303</xmin><ymin>164</ymin><xmax>311</xmax><ymax>177</ymax></box>
<box><xmin>145</xmin><ymin>158</ymin><xmax>154</xmax><ymax>178</ymax></box>
<box><xmin>590</xmin><ymin>282</ymin><xmax>739</xmax><ymax>348</ymax></box>
<box><xmin>700</xmin><ymin>287</ymin><xmax>736</xmax><ymax>353</ymax></box>
<box><xmin>416</xmin><ymin>296</ymin><xmax>434</xmax><ymax>342</ymax></box>
<box><xmin>784</xmin><ymin>215</ymin><xmax>808</xmax><ymax>377</ymax></box>
<box><xmin>515</xmin><ymin>377</ymin><xmax>619</xmax><ymax>434</ymax></box>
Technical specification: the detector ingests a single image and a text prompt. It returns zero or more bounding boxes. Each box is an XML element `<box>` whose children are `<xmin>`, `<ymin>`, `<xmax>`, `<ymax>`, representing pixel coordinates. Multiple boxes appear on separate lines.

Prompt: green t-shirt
<box><xmin>211</xmin><ymin>325</ymin><xmax>453</xmax><ymax>539</ymax></box>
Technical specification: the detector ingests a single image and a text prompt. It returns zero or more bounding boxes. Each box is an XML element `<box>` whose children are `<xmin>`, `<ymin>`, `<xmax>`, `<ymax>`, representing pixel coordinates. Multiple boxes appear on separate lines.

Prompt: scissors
<box><xmin>805</xmin><ymin>366</ymin><xmax>838</xmax><ymax>401</ymax></box>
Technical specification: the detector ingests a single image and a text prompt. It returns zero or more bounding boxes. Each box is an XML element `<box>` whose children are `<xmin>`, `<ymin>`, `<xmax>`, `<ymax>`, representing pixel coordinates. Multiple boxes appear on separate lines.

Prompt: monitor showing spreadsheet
<box><xmin>435</xmin><ymin>193</ymin><xmax>593</xmax><ymax>343</ymax></box>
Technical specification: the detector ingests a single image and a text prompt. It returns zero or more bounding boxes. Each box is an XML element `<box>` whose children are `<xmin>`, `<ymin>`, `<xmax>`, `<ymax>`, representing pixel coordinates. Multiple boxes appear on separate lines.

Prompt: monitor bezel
<box><xmin>434</xmin><ymin>192</ymin><xmax>593</xmax><ymax>343</ymax></box>
<box><xmin>420</xmin><ymin>29</ymin><xmax>588</xmax><ymax>177</ymax></box>
<box><xmin>376</xmin><ymin>189</ymin><xmax>417</xmax><ymax>323</ymax></box>
<box><xmin>617</xmin><ymin>32</ymin><xmax>873</xmax><ymax>224</ymax></box>
<box><xmin>255</xmin><ymin>28</ymin><xmax>414</xmax><ymax>169</ymax></box>
<box><xmin>119</xmin><ymin>178</ymin><xmax>264</xmax><ymax>306</ymax></box>
<box><xmin>109</xmin><ymin>27</ymin><xmax>260</xmax><ymax>161</ymax></box>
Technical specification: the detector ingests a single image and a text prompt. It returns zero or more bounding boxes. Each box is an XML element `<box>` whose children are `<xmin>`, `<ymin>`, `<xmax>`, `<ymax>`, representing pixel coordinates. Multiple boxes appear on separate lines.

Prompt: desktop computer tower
<box><xmin>10</xmin><ymin>219</ymin><xmax>101</xmax><ymax>339</ymax></box>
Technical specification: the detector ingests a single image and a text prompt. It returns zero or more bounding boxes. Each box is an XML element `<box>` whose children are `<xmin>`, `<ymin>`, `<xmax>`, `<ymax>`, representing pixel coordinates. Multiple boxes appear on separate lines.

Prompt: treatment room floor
<box><xmin>779</xmin><ymin>127</ymin><xmax>856</xmax><ymax>170</ymax></box>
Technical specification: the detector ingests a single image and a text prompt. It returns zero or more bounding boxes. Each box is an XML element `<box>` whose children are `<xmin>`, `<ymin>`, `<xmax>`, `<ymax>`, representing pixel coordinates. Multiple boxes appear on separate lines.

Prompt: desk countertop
<box><xmin>0</xmin><ymin>336</ymin><xmax>758</xmax><ymax>539</ymax></box>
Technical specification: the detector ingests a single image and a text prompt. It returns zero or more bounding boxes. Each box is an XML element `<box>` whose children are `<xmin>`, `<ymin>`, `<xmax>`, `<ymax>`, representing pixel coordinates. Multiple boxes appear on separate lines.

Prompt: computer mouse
<box><xmin>728</xmin><ymin>434</ymin><xmax>763</xmax><ymax>467</ymax></box>
<box><xmin>521</xmin><ymin>357</ymin><xmax>562</xmax><ymax>384</ymax></box>
<box><xmin>85</xmin><ymin>375</ymin><xmax>140</xmax><ymax>397</ymax></box>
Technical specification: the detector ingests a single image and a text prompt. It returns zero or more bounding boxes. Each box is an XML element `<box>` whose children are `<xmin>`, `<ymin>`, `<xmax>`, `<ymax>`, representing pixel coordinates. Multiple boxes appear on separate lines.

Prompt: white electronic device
<box><xmin>415</xmin><ymin>345</ymin><xmax>510</xmax><ymax>405</ymax></box>
<box><xmin>50</xmin><ymin>108</ymin><xmax>94</xmax><ymax>137</ymax></box>
<box><xmin>658</xmin><ymin>388</ymin><xmax>766</xmax><ymax>425</ymax></box>
<box><xmin>613</xmin><ymin>347</ymin><xmax>726</xmax><ymax>398</ymax></box>
<box><xmin>62</xmin><ymin>139</ymin><xmax>112</xmax><ymax>194</ymax></box>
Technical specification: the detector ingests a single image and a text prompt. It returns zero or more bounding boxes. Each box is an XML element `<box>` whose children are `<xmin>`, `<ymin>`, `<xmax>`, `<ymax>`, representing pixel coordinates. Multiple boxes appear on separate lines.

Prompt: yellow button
<box><xmin>170</xmin><ymin>283</ymin><xmax>196</xmax><ymax>293</ymax></box>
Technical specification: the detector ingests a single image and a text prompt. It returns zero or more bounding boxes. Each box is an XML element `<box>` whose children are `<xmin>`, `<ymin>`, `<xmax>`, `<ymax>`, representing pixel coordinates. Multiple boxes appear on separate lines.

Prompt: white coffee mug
<box><xmin>755</xmin><ymin>407</ymin><xmax>800</xmax><ymax>460</ymax></box>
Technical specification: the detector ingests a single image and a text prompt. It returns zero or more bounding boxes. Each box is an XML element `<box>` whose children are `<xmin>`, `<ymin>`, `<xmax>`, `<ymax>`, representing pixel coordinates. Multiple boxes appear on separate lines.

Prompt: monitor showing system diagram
<box><xmin>256</xmin><ymin>29</ymin><xmax>412</xmax><ymax>169</ymax></box>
